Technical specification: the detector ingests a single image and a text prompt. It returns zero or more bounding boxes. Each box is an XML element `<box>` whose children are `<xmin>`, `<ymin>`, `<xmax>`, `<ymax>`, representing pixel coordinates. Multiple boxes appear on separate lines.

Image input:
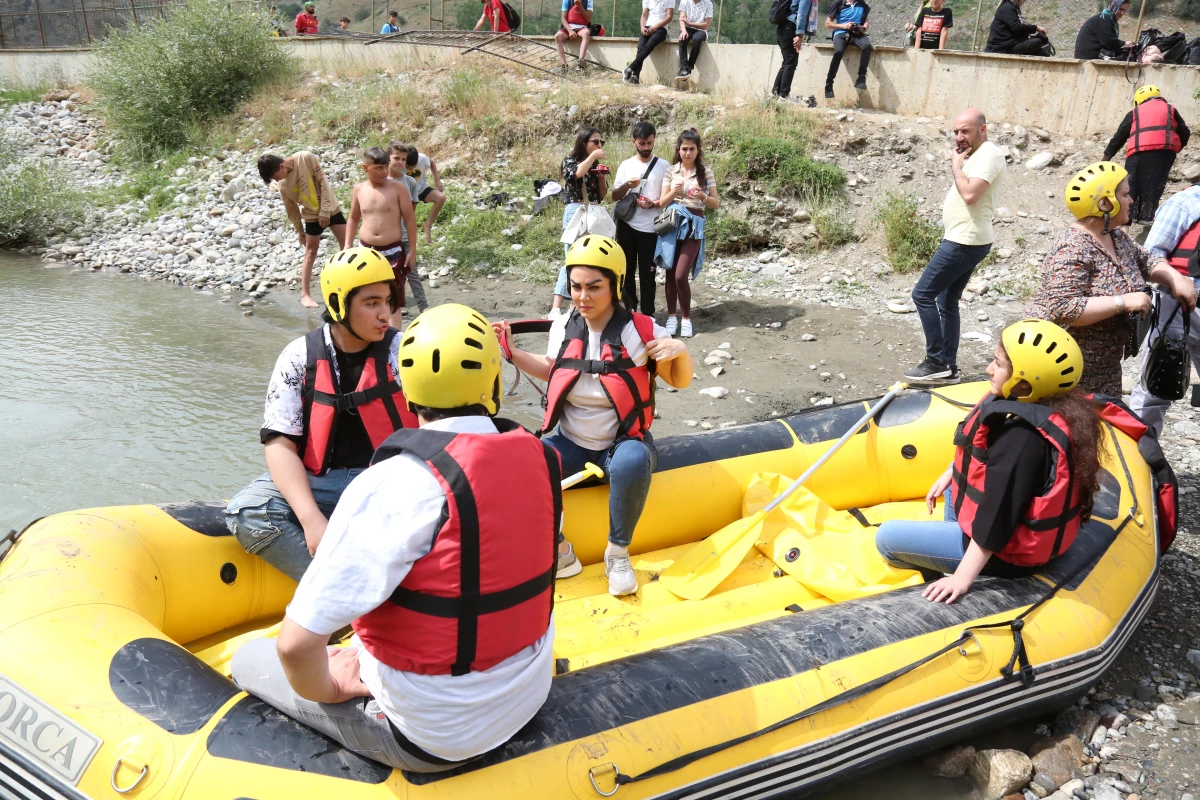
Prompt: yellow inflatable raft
<box><xmin>0</xmin><ymin>382</ymin><xmax>1162</xmax><ymax>800</ymax></box>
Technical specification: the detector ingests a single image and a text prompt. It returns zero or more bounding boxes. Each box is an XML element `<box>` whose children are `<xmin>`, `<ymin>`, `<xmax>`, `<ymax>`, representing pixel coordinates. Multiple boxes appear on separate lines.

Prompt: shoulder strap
<box><xmin>371</xmin><ymin>428</ymin><xmax>457</xmax><ymax>465</ymax></box>
<box><xmin>300</xmin><ymin>327</ymin><xmax>327</xmax><ymax>438</ymax></box>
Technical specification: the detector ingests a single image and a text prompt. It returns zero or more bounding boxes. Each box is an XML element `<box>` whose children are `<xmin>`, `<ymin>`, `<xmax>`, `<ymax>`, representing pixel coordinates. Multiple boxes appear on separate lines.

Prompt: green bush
<box><xmin>875</xmin><ymin>191</ymin><xmax>942</xmax><ymax>274</ymax></box>
<box><xmin>712</xmin><ymin>107</ymin><xmax>845</xmax><ymax>201</ymax></box>
<box><xmin>812</xmin><ymin>205</ymin><xmax>857</xmax><ymax>249</ymax></box>
<box><xmin>706</xmin><ymin>210</ymin><xmax>753</xmax><ymax>254</ymax></box>
<box><xmin>88</xmin><ymin>0</ymin><xmax>295</xmax><ymax>158</ymax></box>
<box><xmin>0</xmin><ymin>139</ymin><xmax>88</xmax><ymax>246</ymax></box>
<box><xmin>1182</xmin><ymin>0</ymin><xmax>1200</xmax><ymax>22</ymax></box>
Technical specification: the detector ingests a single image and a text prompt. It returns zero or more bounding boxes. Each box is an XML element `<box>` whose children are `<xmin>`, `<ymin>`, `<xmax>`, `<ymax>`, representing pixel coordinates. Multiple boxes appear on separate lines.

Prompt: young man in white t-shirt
<box><xmin>231</xmin><ymin>303</ymin><xmax>560</xmax><ymax>772</ymax></box>
<box><xmin>675</xmin><ymin>0</ymin><xmax>713</xmax><ymax>80</ymax></box>
<box><xmin>904</xmin><ymin>108</ymin><xmax>1005</xmax><ymax>385</ymax></box>
<box><xmin>612</xmin><ymin>121</ymin><xmax>668</xmax><ymax>314</ymax></box>
<box><xmin>396</xmin><ymin>143</ymin><xmax>446</xmax><ymax>246</ymax></box>
<box><xmin>624</xmin><ymin>0</ymin><xmax>675</xmax><ymax>84</ymax></box>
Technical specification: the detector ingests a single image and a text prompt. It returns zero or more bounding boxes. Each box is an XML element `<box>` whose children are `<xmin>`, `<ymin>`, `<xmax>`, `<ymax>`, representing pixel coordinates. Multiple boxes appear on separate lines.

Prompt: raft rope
<box><xmin>610</xmin><ymin>541</ymin><xmax>1110</xmax><ymax>788</ymax></box>
<box><xmin>925</xmin><ymin>389</ymin><xmax>976</xmax><ymax>410</ymax></box>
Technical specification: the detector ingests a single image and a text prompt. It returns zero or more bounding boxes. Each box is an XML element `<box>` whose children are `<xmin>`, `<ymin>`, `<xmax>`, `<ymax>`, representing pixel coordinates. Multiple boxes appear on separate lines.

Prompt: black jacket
<box><xmin>986</xmin><ymin>0</ymin><xmax>1038</xmax><ymax>52</ymax></box>
<box><xmin>1104</xmin><ymin>104</ymin><xmax>1191</xmax><ymax>161</ymax></box>
<box><xmin>1074</xmin><ymin>12</ymin><xmax>1122</xmax><ymax>59</ymax></box>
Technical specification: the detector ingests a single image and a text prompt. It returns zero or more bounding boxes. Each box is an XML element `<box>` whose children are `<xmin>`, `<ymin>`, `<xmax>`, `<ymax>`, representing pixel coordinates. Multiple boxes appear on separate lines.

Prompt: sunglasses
<box><xmin>589</xmin><ymin>138</ymin><xmax>605</xmax><ymax>145</ymax></box>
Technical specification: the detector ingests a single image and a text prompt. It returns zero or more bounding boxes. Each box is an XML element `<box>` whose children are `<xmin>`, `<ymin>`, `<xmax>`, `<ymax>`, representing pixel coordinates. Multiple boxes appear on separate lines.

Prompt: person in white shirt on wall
<box><xmin>495</xmin><ymin>235</ymin><xmax>693</xmax><ymax>597</ymax></box>
<box><xmin>675</xmin><ymin>0</ymin><xmax>713</xmax><ymax>80</ymax></box>
<box><xmin>611</xmin><ymin>121</ymin><xmax>668</xmax><ymax>314</ymax></box>
<box><xmin>231</xmin><ymin>302</ymin><xmax>561</xmax><ymax>772</ymax></box>
<box><xmin>624</xmin><ymin>0</ymin><xmax>675</xmax><ymax>84</ymax></box>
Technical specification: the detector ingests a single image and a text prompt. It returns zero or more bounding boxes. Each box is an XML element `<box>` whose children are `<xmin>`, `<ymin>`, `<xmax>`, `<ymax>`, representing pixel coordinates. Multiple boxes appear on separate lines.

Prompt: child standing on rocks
<box><xmin>395</xmin><ymin>143</ymin><xmax>446</xmax><ymax>246</ymax></box>
<box><xmin>388</xmin><ymin>142</ymin><xmax>429</xmax><ymax>313</ymax></box>
<box><xmin>346</xmin><ymin>146</ymin><xmax>418</xmax><ymax>330</ymax></box>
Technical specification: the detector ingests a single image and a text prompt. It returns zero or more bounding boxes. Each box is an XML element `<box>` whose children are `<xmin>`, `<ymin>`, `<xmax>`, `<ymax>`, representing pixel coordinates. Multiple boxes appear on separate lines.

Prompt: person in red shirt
<box><xmin>473</xmin><ymin>0</ymin><xmax>511</xmax><ymax>32</ymax></box>
<box><xmin>295</xmin><ymin>1</ymin><xmax>319</xmax><ymax>34</ymax></box>
<box><xmin>554</xmin><ymin>0</ymin><xmax>594</xmax><ymax>73</ymax></box>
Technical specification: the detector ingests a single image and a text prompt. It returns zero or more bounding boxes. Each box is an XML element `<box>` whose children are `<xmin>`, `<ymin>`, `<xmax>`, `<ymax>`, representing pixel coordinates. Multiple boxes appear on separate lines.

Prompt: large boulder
<box><xmin>969</xmin><ymin>749</ymin><xmax>1033</xmax><ymax>800</ymax></box>
<box><xmin>1029</xmin><ymin>735</ymin><xmax>1086</xmax><ymax>787</ymax></box>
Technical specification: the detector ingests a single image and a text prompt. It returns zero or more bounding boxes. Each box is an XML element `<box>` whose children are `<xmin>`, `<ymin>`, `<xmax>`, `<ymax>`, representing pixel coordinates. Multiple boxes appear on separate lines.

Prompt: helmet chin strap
<box><xmin>1101</xmin><ymin>209</ymin><xmax>1113</xmax><ymax>236</ymax></box>
<box><xmin>340</xmin><ymin>317</ymin><xmax>368</xmax><ymax>342</ymax></box>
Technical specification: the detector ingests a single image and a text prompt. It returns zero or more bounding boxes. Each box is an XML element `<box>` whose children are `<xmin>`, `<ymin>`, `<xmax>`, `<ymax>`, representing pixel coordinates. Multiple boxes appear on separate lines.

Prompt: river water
<box><xmin>1</xmin><ymin>254</ymin><xmax>978</xmax><ymax>799</ymax></box>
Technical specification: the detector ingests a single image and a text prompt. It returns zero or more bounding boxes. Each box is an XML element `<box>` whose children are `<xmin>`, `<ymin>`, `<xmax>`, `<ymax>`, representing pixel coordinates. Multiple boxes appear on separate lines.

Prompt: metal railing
<box><xmin>0</xmin><ymin>0</ymin><xmax>185</xmax><ymax>48</ymax></box>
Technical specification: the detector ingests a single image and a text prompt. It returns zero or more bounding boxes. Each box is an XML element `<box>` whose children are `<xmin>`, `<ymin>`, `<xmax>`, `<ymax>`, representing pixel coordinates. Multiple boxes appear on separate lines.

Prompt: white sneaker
<box><xmin>665</xmin><ymin>316</ymin><xmax>679</xmax><ymax>336</ymax></box>
<box><xmin>547</xmin><ymin>307</ymin><xmax>564</xmax><ymax>320</ymax></box>
<box><xmin>680</xmin><ymin>318</ymin><xmax>693</xmax><ymax>338</ymax></box>
<box><xmin>556</xmin><ymin>541</ymin><xmax>582</xmax><ymax>579</ymax></box>
<box><xmin>605</xmin><ymin>544</ymin><xmax>638</xmax><ymax>596</ymax></box>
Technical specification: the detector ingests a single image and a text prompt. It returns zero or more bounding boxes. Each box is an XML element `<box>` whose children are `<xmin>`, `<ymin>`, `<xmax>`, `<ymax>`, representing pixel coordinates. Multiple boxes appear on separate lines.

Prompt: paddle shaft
<box><xmin>561</xmin><ymin>462</ymin><xmax>604</xmax><ymax>490</ymax></box>
<box><xmin>762</xmin><ymin>383</ymin><xmax>906</xmax><ymax>515</ymax></box>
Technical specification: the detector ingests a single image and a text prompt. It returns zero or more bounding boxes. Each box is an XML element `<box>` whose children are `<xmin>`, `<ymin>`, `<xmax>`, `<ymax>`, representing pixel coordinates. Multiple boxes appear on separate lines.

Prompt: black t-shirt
<box><xmin>916</xmin><ymin>6</ymin><xmax>952</xmax><ymax>49</ymax></box>
<box><xmin>961</xmin><ymin>416</ymin><xmax>1054</xmax><ymax>576</ymax></box>
<box><xmin>260</xmin><ymin>347</ymin><xmax>376</xmax><ymax>470</ymax></box>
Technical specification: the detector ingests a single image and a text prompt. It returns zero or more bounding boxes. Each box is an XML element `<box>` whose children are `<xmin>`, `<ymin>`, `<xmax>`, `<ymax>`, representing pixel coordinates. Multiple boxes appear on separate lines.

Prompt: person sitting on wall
<box><xmin>381</xmin><ymin>9</ymin><xmax>402</xmax><ymax>33</ymax></box>
<box><xmin>295</xmin><ymin>1</ymin><xmax>319</xmax><ymax>34</ymax></box>
<box><xmin>985</xmin><ymin>0</ymin><xmax>1052</xmax><ymax>56</ymax></box>
<box><xmin>231</xmin><ymin>302</ymin><xmax>560</xmax><ymax>772</ymax></box>
<box><xmin>913</xmin><ymin>0</ymin><xmax>952</xmax><ymax>50</ymax></box>
<box><xmin>1074</xmin><ymin>0</ymin><xmax>1129</xmax><ymax>59</ymax></box>
<box><xmin>824</xmin><ymin>0</ymin><xmax>873</xmax><ymax>98</ymax></box>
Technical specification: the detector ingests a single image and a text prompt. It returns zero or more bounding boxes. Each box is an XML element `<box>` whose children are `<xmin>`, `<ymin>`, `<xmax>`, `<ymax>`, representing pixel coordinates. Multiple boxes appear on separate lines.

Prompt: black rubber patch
<box><xmin>220</xmin><ymin>563</ymin><xmax>238</xmax><ymax>584</ymax></box>
<box><xmin>158</xmin><ymin>502</ymin><xmax>230</xmax><ymax>537</ymax></box>
<box><xmin>109</xmin><ymin>638</ymin><xmax>239</xmax><ymax>735</ymax></box>
<box><xmin>876</xmin><ymin>392</ymin><xmax>932</xmax><ymax>428</ymax></box>
<box><xmin>655</xmin><ymin>419</ymin><xmax>794</xmax><ymax>473</ymax></box>
<box><xmin>206</xmin><ymin>696</ymin><xmax>391</xmax><ymax>784</ymax></box>
<box><xmin>1089</xmin><ymin>467</ymin><xmax>1121</xmax><ymax>521</ymax></box>
<box><xmin>901</xmin><ymin>444</ymin><xmax>918</xmax><ymax>460</ymax></box>
<box><xmin>781</xmin><ymin>402</ymin><xmax>871</xmax><ymax>445</ymax></box>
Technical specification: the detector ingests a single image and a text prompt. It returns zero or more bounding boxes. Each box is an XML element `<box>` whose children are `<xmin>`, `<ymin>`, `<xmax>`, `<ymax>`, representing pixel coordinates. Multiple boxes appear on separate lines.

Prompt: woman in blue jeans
<box><xmin>496</xmin><ymin>235</ymin><xmax>693</xmax><ymax>596</ymax></box>
<box><xmin>876</xmin><ymin>320</ymin><xmax>1103</xmax><ymax>604</ymax></box>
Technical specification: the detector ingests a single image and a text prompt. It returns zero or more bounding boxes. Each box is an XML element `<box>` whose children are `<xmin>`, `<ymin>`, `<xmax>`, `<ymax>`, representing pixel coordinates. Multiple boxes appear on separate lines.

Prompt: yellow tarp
<box><xmin>744</xmin><ymin>472</ymin><xmax>925</xmax><ymax>603</ymax></box>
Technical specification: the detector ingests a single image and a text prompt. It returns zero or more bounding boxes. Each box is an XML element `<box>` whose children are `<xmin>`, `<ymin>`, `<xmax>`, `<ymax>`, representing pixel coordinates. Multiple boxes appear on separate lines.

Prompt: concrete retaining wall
<box><xmin>4</xmin><ymin>36</ymin><xmax>1197</xmax><ymax>134</ymax></box>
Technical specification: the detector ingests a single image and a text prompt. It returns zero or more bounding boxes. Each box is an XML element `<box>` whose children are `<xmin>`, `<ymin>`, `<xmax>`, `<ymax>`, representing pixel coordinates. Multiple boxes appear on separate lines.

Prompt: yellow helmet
<box><xmin>1000</xmin><ymin>319</ymin><xmax>1084</xmax><ymax>403</ymax></box>
<box><xmin>320</xmin><ymin>247</ymin><xmax>395</xmax><ymax>323</ymax></box>
<box><xmin>1134</xmin><ymin>85</ymin><xmax>1162</xmax><ymax>106</ymax></box>
<box><xmin>565</xmin><ymin>235</ymin><xmax>626</xmax><ymax>297</ymax></box>
<box><xmin>399</xmin><ymin>303</ymin><xmax>501</xmax><ymax>415</ymax></box>
<box><xmin>1064</xmin><ymin>161</ymin><xmax>1128</xmax><ymax>221</ymax></box>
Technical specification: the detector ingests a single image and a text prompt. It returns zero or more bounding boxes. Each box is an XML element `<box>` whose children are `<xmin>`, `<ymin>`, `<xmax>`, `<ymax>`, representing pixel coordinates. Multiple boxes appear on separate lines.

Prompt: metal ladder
<box><xmin>365</xmin><ymin>30</ymin><xmax>618</xmax><ymax>78</ymax></box>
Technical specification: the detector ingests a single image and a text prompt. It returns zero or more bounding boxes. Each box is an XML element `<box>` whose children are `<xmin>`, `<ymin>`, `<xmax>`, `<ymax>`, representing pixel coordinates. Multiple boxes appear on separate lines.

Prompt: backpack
<box><xmin>1188</xmin><ymin>36</ymin><xmax>1200</xmax><ymax>65</ymax></box>
<box><xmin>1158</xmin><ymin>30</ymin><xmax>1188</xmax><ymax>63</ymax></box>
<box><xmin>501</xmin><ymin>0</ymin><xmax>521</xmax><ymax>29</ymax></box>
<box><xmin>768</xmin><ymin>0</ymin><xmax>793</xmax><ymax>26</ymax></box>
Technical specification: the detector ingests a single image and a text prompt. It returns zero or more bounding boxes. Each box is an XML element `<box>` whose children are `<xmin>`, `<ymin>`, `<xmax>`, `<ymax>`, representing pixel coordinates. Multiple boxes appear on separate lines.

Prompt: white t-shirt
<box><xmin>545</xmin><ymin>314</ymin><xmax>669</xmax><ymax>451</ymax></box>
<box><xmin>614</xmin><ymin>155</ymin><xmax>669</xmax><ymax>234</ymax></box>
<box><xmin>286</xmin><ymin>415</ymin><xmax>555</xmax><ymax>762</ymax></box>
<box><xmin>941</xmin><ymin>139</ymin><xmax>1006</xmax><ymax>246</ymax></box>
<box><xmin>406</xmin><ymin>153</ymin><xmax>433</xmax><ymax>196</ymax></box>
<box><xmin>678</xmin><ymin>0</ymin><xmax>713</xmax><ymax>25</ymax></box>
<box><xmin>391</xmin><ymin>174</ymin><xmax>419</xmax><ymax>244</ymax></box>
<box><xmin>262</xmin><ymin>324</ymin><xmax>402</xmax><ymax>436</ymax></box>
<box><xmin>643</xmin><ymin>0</ymin><xmax>675</xmax><ymax>28</ymax></box>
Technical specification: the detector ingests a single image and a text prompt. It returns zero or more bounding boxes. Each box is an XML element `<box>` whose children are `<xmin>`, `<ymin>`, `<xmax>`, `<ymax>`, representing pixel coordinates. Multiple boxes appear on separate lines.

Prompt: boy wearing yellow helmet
<box><xmin>876</xmin><ymin>320</ymin><xmax>1104</xmax><ymax>604</ymax></box>
<box><xmin>496</xmin><ymin>235</ymin><xmax>693</xmax><ymax>596</ymax></box>
<box><xmin>232</xmin><ymin>303</ymin><xmax>560</xmax><ymax>772</ymax></box>
<box><xmin>1103</xmin><ymin>85</ymin><xmax>1190</xmax><ymax>224</ymax></box>
<box><xmin>225</xmin><ymin>247</ymin><xmax>416</xmax><ymax>582</ymax></box>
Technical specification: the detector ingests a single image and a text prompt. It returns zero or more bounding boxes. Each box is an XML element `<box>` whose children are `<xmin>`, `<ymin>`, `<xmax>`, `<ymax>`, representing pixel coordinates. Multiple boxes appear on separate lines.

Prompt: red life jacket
<box><xmin>300</xmin><ymin>327</ymin><xmax>417</xmax><ymax>476</ymax></box>
<box><xmin>1166</xmin><ymin>216</ymin><xmax>1200</xmax><ymax>277</ymax></box>
<box><xmin>295</xmin><ymin>11</ymin><xmax>319</xmax><ymax>33</ymax></box>
<box><xmin>353</xmin><ymin>420</ymin><xmax>561</xmax><ymax>676</ymax></box>
<box><xmin>950</xmin><ymin>397</ymin><xmax>1081</xmax><ymax>567</ymax></box>
<box><xmin>542</xmin><ymin>308</ymin><xmax>657</xmax><ymax>440</ymax></box>
<box><xmin>1126</xmin><ymin>98</ymin><xmax>1183</xmax><ymax>157</ymax></box>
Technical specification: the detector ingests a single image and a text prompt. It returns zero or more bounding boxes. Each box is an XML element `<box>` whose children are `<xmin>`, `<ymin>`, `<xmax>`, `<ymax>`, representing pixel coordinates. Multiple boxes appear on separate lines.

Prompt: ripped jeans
<box><xmin>224</xmin><ymin>469</ymin><xmax>363</xmax><ymax>582</ymax></box>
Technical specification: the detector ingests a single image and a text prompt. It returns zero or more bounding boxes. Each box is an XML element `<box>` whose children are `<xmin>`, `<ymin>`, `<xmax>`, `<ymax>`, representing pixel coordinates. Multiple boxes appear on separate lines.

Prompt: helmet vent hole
<box><xmin>461</xmin><ymin>360</ymin><xmax>482</xmax><ymax>370</ymax></box>
<box><xmin>1058</xmin><ymin>381</ymin><xmax>1074</xmax><ymax>388</ymax></box>
<box><xmin>432</xmin><ymin>349</ymin><xmax>441</xmax><ymax>373</ymax></box>
<box><xmin>1017</xmin><ymin>332</ymin><xmax>1026</xmax><ymax>344</ymax></box>
<box><xmin>464</xmin><ymin>337</ymin><xmax>483</xmax><ymax>350</ymax></box>
<box><xmin>1061</xmin><ymin>365</ymin><xmax>1075</xmax><ymax>375</ymax></box>
<box><xmin>1046</xmin><ymin>341</ymin><xmax>1057</xmax><ymax>353</ymax></box>
<box><xmin>401</xmin><ymin>358</ymin><xmax>414</xmax><ymax>367</ymax></box>
<box><xmin>467</xmin><ymin>321</ymin><xmax>485</xmax><ymax>334</ymax></box>
<box><xmin>1032</xmin><ymin>333</ymin><xmax>1043</xmax><ymax>346</ymax></box>
<box><xmin>1055</xmin><ymin>352</ymin><xmax>1068</xmax><ymax>363</ymax></box>
<box><xmin>402</xmin><ymin>336</ymin><xmax>416</xmax><ymax>346</ymax></box>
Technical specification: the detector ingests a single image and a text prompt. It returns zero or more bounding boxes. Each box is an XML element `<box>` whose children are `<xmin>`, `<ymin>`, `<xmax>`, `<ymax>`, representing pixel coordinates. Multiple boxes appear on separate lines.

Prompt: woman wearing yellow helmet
<box><xmin>1026</xmin><ymin>162</ymin><xmax>1197</xmax><ymax>395</ymax></box>
<box><xmin>875</xmin><ymin>320</ymin><xmax>1104</xmax><ymax>604</ymax></box>
<box><xmin>495</xmin><ymin>235</ymin><xmax>693</xmax><ymax>597</ymax></box>
<box><xmin>1102</xmin><ymin>85</ymin><xmax>1190</xmax><ymax>224</ymax></box>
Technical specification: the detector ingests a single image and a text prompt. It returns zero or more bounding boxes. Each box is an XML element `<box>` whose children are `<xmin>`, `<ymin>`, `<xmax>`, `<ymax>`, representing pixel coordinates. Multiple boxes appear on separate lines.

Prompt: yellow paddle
<box><xmin>659</xmin><ymin>382</ymin><xmax>908</xmax><ymax>601</ymax></box>
<box><xmin>562</xmin><ymin>462</ymin><xmax>605</xmax><ymax>490</ymax></box>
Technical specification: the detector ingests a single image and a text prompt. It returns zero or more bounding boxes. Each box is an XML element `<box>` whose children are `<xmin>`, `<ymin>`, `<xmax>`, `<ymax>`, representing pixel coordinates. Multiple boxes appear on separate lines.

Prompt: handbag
<box><xmin>653</xmin><ymin>206</ymin><xmax>679</xmax><ymax>235</ymax></box>
<box><xmin>1141</xmin><ymin>298</ymin><xmax>1193</xmax><ymax>401</ymax></box>
<box><xmin>613</xmin><ymin>157</ymin><xmax>659</xmax><ymax>223</ymax></box>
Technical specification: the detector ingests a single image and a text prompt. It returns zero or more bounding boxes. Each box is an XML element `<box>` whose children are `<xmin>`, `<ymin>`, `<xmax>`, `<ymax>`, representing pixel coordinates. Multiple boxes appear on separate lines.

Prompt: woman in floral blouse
<box><xmin>550</xmin><ymin>126</ymin><xmax>609</xmax><ymax>317</ymax></box>
<box><xmin>1026</xmin><ymin>162</ymin><xmax>1196</xmax><ymax>395</ymax></box>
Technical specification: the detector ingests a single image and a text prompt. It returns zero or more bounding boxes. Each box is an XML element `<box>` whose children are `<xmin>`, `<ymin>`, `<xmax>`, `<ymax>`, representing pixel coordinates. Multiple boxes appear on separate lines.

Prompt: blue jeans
<box><xmin>911</xmin><ymin>240</ymin><xmax>993</xmax><ymax>368</ymax></box>
<box><xmin>542</xmin><ymin>430</ymin><xmax>657</xmax><ymax>547</ymax></box>
<box><xmin>554</xmin><ymin>202</ymin><xmax>583</xmax><ymax>299</ymax></box>
<box><xmin>874</xmin><ymin>490</ymin><xmax>967</xmax><ymax>574</ymax></box>
<box><xmin>224</xmin><ymin>468</ymin><xmax>363</xmax><ymax>582</ymax></box>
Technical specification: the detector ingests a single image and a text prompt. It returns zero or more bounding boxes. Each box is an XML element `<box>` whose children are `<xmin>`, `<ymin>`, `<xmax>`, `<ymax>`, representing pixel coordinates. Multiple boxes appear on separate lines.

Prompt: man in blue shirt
<box><xmin>824</xmin><ymin>0</ymin><xmax>872</xmax><ymax>98</ymax></box>
<box><xmin>380</xmin><ymin>10</ymin><xmax>401</xmax><ymax>33</ymax></box>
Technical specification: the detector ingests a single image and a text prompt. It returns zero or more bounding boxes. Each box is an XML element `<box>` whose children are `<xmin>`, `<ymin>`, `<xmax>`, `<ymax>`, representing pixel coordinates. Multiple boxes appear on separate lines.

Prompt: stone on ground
<box><xmin>924</xmin><ymin>744</ymin><xmax>975</xmax><ymax>778</ymax></box>
<box><xmin>969</xmin><ymin>749</ymin><xmax>1033</xmax><ymax>800</ymax></box>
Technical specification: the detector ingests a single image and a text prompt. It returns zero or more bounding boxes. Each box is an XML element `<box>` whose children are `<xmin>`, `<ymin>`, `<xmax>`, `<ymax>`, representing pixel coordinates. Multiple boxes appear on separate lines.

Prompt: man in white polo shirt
<box><xmin>611</xmin><ymin>121</ymin><xmax>669</xmax><ymax>313</ymax></box>
<box><xmin>624</xmin><ymin>0</ymin><xmax>675</xmax><ymax>84</ymax></box>
<box><xmin>676</xmin><ymin>0</ymin><xmax>713</xmax><ymax>81</ymax></box>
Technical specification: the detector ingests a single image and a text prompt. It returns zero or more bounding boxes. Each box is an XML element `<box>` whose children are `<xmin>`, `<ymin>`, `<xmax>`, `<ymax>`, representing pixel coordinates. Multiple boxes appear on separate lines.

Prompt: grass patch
<box><xmin>0</xmin><ymin>138</ymin><xmax>89</xmax><ymax>246</ymax></box>
<box><xmin>0</xmin><ymin>86</ymin><xmax>46</xmax><ymax>107</ymax></box>
<box><xmin>709</xmin><ymin>104</ymin><xmax>845</xmax><ymax>201</ymax></box>
<box><xmin>706</xmin><ymin>209</ymin><xmax>753</xmax><ymax>255</ymax></box>
<box><xmin>436</xmin><ymin>192</ymin><xmax>562</xmax><ymax>281</ymax></box>
<box><xmin>99</xmin><ymin>152</ymin><xmax>191</xmax><ymax>218</ymax></box>
<box><xmin>88</xmin><ymin>0</ymin><xmax>295</xmax><ymax>158</ymax></box>
<box><xmin>811</xmin><ymin>205</ymin><xmax>858</xmax><ymax>249</ymax></box>
<box><xmin>875</xmin><ymin>191</ymin><xmax>942</xmax><ymax>274</ymax></box>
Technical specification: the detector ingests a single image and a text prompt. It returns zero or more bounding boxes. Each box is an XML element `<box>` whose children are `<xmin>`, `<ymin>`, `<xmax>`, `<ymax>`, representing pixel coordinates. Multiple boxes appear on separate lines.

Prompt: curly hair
<box><xmin>1041</xmin><ymin>391</ymin><xmax>1104</xmax><ymax>521</ymax></box>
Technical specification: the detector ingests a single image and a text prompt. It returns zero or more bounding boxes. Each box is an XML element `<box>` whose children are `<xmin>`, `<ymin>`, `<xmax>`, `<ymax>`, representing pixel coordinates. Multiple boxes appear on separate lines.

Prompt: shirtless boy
<box><xmin>345</xmin><ymin>146</ymin><xmax>418</xmax><ymax>329</ymax></box>
<box><xmin>388</xmin><ymin>142</ymin><xmax>429</xmax><ymax>313</ymax></box>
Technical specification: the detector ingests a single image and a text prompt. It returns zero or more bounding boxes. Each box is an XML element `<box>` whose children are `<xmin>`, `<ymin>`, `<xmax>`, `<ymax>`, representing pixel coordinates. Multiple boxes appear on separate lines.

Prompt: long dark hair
<box><xmin>673</xmin><ymin>128</ymin><xmax>708</xmax><ymax>190</ymax></box>
<box><xmin>571</xmin><ymin>126</ymin><xmax>601</xmax><ymax>162</ymax></box>
<box><xmin>1042</xmin><ymin>391</ymin><xmax>1104</xmax><ymax>521</ymax></box>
